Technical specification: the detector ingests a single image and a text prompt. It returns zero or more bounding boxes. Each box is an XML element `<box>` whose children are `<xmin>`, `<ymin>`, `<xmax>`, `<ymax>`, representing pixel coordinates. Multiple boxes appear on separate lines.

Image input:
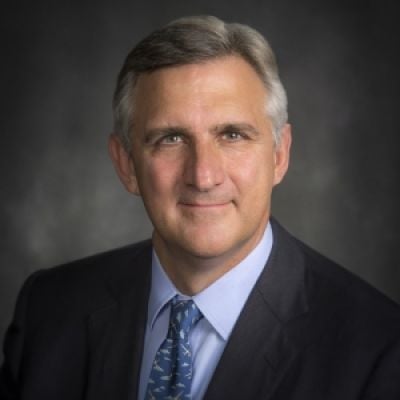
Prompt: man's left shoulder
<box><xmin>272</xmin><ymin>219</ymin><xmax>400</xmax><ymax>334</ymax></box>
<box><xmin>293</xmin><ymin>227</ymin><xmax>400</xmax><ymax>338</ymax></box>
<box><xmin>266</xmin><ymin>219</ymin><xmax>400</xmax><ymax>399</ymax></box>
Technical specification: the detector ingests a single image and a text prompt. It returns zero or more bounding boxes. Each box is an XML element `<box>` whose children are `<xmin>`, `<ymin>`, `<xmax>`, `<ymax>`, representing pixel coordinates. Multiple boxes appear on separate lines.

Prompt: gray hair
<box><xmin>113</xmin><ymin>15</ymin><xmax>288</xmax><ymax>150</ymax></box>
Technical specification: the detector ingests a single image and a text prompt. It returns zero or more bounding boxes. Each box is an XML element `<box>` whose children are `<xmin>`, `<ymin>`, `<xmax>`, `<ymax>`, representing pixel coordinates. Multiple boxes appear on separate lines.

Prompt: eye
<box><xmin>222</xmin><ymin>131</ymin><xmax>244</xmax><ymax>141</ymax></box>
<box><xmin>160</xmin><ymin>134</ymin><xmax>184</xmax><ymax>144</ymax></box>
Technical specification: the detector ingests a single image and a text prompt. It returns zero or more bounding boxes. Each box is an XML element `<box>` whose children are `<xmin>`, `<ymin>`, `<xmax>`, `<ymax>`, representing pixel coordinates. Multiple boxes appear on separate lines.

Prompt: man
<box><xmin>1</xmin><ymin>15</ymin><xmax>399</xmax><ymax>400</ymax></box>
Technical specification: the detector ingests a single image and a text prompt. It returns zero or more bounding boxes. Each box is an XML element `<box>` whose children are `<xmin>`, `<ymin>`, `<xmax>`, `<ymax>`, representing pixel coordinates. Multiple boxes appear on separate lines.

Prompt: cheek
<box><xmin>139</xmin><ymin>156</ymin><xmax>182</xmax><ymax>198</ymax></box>
<box><xmin>228</xmin><ymin>149</ymin><xmax>275</xmax><ymax>192</ymax></box>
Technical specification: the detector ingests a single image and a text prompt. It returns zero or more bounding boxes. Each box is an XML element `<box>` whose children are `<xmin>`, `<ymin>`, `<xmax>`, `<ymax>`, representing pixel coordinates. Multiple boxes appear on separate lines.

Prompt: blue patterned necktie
<box><xmin>145</xmin><ymin>297</ymin><xmax>203</xmax><ymax>400</ymax></box>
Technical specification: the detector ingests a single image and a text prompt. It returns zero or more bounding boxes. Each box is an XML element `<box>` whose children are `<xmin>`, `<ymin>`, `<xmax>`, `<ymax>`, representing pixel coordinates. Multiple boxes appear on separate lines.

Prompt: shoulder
<box><xmin>33</xmin><ymin>239</ymin><xmax>152</xmax><ymax>281</ymax></box>
<box><xmin>298</xmin><ymin>233</ymin><xmax>399</xmax><ymax>322</ymax></box>
<box><xmin>19</xmin><ymin>240</ymin><xmax>153</xmax><ymax>320</ymax></box>
<box><xmin>255</xmin><ymin>220</ymin><xmax>400</xmax><ymax>400</ymax></box>
<box><xmin>271</xmin><ymin>218</ymin><xmax>400</xmax><ymax>337</ymax></box>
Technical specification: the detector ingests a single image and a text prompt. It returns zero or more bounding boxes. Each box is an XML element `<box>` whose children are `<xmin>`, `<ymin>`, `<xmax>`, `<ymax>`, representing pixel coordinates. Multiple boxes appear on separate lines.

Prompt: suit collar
<box><xmin>204</xmin><ymin>219</ymin><xmax>311</xmax><ymax>399</ymax></box>
<box><xmin>256</xmin><ymin>218</ymin><xmax>309</xmax><ymax>325</ymax></box>
<box><xmin>85</xmin><ymin>241</ymin><xmax>152</xmax><ymax>400</ymax></box>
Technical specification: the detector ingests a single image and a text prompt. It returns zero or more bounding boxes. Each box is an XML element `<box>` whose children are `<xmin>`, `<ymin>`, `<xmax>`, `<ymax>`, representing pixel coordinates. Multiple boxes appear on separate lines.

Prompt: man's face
<box><xmin>110</xmin><ymin>56</ymin><xmax>291</xmax><ymax>267</ymax></box>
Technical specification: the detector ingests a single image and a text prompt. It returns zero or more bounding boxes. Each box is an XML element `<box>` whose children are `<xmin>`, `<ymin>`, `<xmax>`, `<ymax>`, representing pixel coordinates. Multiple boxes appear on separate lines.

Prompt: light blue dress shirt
<box><xmin>138</xmin><ymin>223</ymin><xmax>273</xmax><ymax>400</ymax></box>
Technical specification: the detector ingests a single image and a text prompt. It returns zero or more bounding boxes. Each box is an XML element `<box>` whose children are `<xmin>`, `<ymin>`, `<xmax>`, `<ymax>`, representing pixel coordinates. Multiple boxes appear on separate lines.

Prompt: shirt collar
<box><xmin>147</xmin><ymin>251</ymin><xmax>178</xmax><ymax>330</ymax></box>
<box><xmin>147</xmin><ymin>222</ymin><xmax>273</xmax><ymax>341</ymax></box>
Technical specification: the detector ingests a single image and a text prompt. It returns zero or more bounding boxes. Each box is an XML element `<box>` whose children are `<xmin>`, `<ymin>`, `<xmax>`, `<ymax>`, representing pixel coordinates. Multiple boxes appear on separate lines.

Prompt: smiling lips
<box><xmin>179</xmin><ymin>201</ymin><xmax>231</xmax><ymax>208</ymax></box>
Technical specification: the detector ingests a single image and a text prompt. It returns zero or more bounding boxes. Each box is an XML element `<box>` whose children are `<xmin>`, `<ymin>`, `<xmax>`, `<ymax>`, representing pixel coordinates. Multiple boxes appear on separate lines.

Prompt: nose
<box><xmin>184</xmin><ymin>140</ymin><xmax>225</xmax><ymax>191</ymax></box>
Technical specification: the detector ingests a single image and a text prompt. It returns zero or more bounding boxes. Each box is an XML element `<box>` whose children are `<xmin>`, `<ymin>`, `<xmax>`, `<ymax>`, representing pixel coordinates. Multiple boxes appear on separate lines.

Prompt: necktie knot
<box><xmin>168</xmin><ymin>298</ymin><xmax>202</xmax><ymax>339</ymax></box>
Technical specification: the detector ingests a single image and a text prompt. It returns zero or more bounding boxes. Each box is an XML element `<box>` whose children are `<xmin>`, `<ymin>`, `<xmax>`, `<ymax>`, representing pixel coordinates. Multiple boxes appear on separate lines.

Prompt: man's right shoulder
<box><xmin>32</xmin><ymin>239</ymin><xmax>153</xmax><ymax>281</ymax></box>
<box><xmin>38</xmin><ymin>239</ymin><xmax>153</xmax><ymax>279</ymax></box>
<box><xmin>18</xmin><ymin>239</ymin><xmax>153</xmax><ymax>318</ymax></box>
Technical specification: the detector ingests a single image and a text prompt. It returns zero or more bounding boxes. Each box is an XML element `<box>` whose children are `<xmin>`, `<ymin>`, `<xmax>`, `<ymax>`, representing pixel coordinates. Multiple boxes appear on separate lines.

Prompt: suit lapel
<box><xmin>204</xmin><ymin>220</ymin><xmax>311</xmax><ymax>400</ymax></box>
<box><xmin>85</xmin><ymin>243</ymin><xmax>152</xmax><ymax>400</ymax></box>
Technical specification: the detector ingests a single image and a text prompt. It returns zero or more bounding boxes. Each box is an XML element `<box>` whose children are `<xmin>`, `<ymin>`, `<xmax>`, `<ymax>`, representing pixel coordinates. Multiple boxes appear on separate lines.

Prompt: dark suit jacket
<box><xmin>1</xmin><ymin>220</ymin><xmax>400</xmax><ymax>399</ymax></box>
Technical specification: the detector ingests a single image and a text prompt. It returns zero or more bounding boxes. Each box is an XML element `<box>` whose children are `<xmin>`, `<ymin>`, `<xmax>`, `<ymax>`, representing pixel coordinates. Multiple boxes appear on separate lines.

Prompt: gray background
<box><xmin>1</xmin><ymin>0</ymin><xmax>399</xmax><ymax>359</ymax></box>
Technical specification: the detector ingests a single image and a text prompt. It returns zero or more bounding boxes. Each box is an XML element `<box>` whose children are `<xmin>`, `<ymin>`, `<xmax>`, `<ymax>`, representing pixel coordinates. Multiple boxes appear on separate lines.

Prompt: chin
<box><xmin>178</xmin><ymin>235</ymin><xmax>243</xmax><ymax>261</ymax></box>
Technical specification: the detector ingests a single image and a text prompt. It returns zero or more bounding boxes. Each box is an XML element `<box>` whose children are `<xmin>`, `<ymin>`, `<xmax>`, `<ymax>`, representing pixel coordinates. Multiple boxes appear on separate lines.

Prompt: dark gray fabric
<box><xmin>1</xmin><ymin>220</ymin><xmax>399</xmax><ymax>399</ymax></box>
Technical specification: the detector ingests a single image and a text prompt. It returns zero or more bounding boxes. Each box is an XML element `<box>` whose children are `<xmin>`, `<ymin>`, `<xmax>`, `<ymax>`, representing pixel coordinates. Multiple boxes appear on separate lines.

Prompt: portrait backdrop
<box><xmin>1</xmin><ymin>0</ymin><xmax>399</xmax><ymax>361</ymax></box>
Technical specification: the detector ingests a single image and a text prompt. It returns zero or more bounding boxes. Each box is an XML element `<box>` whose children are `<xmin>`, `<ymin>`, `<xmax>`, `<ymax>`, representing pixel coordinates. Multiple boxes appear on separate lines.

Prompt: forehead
<box><xmin>131</xmin><ymin>56</ymin><xmax>269</xmax><ymax>130</ymax></box>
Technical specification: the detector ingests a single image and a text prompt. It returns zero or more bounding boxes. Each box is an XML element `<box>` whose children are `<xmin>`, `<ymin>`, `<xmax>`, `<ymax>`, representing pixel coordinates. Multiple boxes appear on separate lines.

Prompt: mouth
<box><xmin>179</xmin><ymin>201</ymin><xmax>231</xmax><ymax>209</ymax></box>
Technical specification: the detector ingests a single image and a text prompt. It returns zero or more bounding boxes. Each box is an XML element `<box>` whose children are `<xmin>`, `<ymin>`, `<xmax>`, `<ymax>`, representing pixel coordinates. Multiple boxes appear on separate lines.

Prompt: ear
<box><xmin>273</xmin><ymin>123</ymin><xmax>292</xmax><ymax>186</ymax></box>
<box><xmin>108</xmin><ymin>133</ymin><xmax>141</xmax><ymax>195</ymax></box>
